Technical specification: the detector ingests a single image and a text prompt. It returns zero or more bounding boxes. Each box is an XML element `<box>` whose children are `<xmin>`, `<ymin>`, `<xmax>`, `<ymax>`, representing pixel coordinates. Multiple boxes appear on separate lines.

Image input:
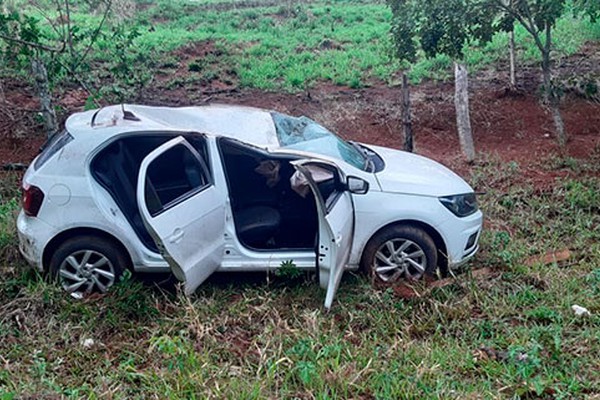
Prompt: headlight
<box><xmin>439</xmin><ymin>193</ymin><xmax>478</xmax><ymax>217</ymax></box>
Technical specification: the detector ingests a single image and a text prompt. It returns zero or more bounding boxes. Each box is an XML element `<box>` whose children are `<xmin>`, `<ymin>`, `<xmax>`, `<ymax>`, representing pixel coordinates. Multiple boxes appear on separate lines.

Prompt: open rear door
<box><xmin>292</xmin><ymin>161</ymin><xmax>355</xmax><ymax>309</ymax></box>
<box><xmin>137</xmin><ymin>136</ymin><xmax>226</xmax><ymax>294</ymax></box>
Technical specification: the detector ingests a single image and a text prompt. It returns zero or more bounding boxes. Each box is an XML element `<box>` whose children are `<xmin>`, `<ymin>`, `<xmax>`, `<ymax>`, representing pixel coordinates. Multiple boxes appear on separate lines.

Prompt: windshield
<box><xmin>271</xmin><ymin>112</ymin><xmax>367</xmax><ymax>171</ymax></box>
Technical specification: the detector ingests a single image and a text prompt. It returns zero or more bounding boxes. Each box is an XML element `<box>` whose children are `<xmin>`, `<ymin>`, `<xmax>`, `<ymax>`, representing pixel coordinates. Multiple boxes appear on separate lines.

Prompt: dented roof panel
<box><xmin>65</xmin><ymin>104</ymin><xmax>279</xmax><ymax>147</ymax></box>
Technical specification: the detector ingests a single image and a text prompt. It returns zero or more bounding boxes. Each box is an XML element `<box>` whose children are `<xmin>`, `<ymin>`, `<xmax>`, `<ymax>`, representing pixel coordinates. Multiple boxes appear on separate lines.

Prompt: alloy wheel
<box><xmin>373</xmin><ymin>238</ymin><xmax>427</xmax><ymax>282</ymax></box>
<box><xmin>58</xmin><ymin>250</ymin><xmax>116</xmax><ymax>299</ymax></box>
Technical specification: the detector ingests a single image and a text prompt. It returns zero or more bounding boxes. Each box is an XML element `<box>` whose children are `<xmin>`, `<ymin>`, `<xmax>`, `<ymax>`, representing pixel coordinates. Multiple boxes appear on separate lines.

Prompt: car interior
<box><xmin>91</xmin><ymin>133</ymin><xmax>342</xmax><ymax>254</ymax></box>
<box><xmin>144</xmin><ymin>142</ymin><xmax>212</xmax><ymax>218</ymax></box>
<box><xmin>91</xmin><ymin>133</ymin><xmax>209</xmax><ymax>253</ymax></box>
<box><xmin>218</xmin><ymin>138</ymin><xmax>342</xmax><ymax>250</ymax></box>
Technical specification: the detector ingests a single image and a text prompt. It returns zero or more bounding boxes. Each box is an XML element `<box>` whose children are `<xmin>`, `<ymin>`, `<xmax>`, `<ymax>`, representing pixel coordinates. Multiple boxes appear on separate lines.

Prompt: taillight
<box><xmin>22</xmin><ymin>184</ymin><xmax>45</xmax><ymax>217</ymax></box>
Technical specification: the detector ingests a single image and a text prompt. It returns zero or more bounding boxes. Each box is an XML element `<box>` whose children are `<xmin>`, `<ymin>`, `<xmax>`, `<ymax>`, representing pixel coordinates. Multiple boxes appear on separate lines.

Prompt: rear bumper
<box><xmin>17</xmin><ymin>210</ymin><xmax>54</xmax><ymax>271</ymax></box>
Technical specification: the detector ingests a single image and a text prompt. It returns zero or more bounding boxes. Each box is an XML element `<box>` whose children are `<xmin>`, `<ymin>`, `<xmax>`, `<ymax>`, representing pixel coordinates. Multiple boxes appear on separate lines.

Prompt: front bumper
<box><xmin>448</xmin><ymin>244</ymin><xmax>479</xmax><ymax>269</ymax></box>
<box><xmin>438</xmin><ymin>210</ymin><xmax>483</xmax><ymax>269</ymax></box>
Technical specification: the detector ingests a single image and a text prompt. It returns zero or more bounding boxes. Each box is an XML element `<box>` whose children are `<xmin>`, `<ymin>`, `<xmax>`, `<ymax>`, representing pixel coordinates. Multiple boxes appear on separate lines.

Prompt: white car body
<box><xmin>17</xmin><ymin>104</ymin><xmax>482</xmax><ymax>308</ymax></box>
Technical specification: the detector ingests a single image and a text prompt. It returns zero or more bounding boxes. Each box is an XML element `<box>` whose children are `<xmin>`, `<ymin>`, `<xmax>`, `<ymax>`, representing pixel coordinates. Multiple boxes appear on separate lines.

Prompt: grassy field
<box><xmin>1</xmin><ymin>154</ymin><xmax>599</xmax><ymax>398</ymax></box>
<box><xmin>3</xmin><ymin>0</ymin><xmax>600</xmax><ymax>97</ymax></box>
<box><xmin>1</xmin><ymin>0</ymin><xmax>600</xmax><ymax>398</ymax></box>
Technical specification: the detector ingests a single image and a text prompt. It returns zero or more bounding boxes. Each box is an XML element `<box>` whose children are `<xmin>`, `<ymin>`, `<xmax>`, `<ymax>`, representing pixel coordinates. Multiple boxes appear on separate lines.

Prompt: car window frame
<box><xmin>145</xmin><ymin>140</ymin><xmax>213</xmax><ymax>218</ymax></box>
<box><xmin>290</xmin><ymin>160</ymin><xmax>346</xmax><ymax>215</ymax></box>
<box><xmin>88</xmin><ymin>131</ymin><xmax>213</xmax><ymax>247</ymax></box>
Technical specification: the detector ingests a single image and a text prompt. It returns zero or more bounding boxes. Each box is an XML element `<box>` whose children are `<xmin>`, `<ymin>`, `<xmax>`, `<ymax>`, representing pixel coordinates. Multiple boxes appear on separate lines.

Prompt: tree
<box><xmin>490</xmin><ymin>0</ymin><xmax>567</xmax><ymax>145</ymax></box>
<box><xmin>574</xmin><ymin>0</ymin><xmax>600</xmax><ymax>22</ymax></box>
<box><xmin>400</xmin><ymin>72</ymin><xmax>413</xmax><ymax>152</ymax></box>
<box><xmin>0</xmin><ymin>0</ymin><xmax>111</xmax><ymax>136</ymax></box>
<box><xmin>0</xmin><ymin>10</ymin><xmax>61</xmax><ymax>137</ymax></box>
<box><xmin>388</xmin><ymin>0</ymin><xmax>417</xmax><ymax>152</ymax></box>
<box><xmin>489</xmin><ymin>0</ymin><xmax>599</xmax><ymax>146</ymax></box>
<box><xmin>388</xmin><ymin>0</ymin><xmax>496</xmax><ymax>162</ymax></box>
<box><xmin>501</xmin><ymin>1</ymin><xmax>518</xmax><ymax>89</ymax></box>
<box><xmin>0</xmin><ymin>1</ymin><xmax>113</xmax><ymax>137</ymax></box>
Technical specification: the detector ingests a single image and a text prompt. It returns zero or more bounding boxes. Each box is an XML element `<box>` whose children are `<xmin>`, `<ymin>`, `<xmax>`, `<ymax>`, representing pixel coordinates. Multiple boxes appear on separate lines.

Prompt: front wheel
<box><xmin>49</xmin><ymin>235</ymin><xmax>128</xmax><ymax>299</ymax></box>
<box><xmin>361</xmin><ymin>225</ymin><xmax>438</xmax><ymax>283</ymax></box>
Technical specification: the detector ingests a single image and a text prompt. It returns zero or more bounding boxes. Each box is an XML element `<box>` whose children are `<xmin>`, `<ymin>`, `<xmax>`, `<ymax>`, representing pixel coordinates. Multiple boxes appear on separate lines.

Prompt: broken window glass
<box><xmin>271</xmin><ymin>112</ymin><xmax>367</xmax><ymax>171</ymax></box>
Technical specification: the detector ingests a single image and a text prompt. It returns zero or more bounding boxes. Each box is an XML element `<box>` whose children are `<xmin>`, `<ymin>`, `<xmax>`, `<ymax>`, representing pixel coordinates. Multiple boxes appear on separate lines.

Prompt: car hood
<box><xmin>368</xmin><ymin>145</ymin><xmax>473</xmax><ymax>196</ymax></box>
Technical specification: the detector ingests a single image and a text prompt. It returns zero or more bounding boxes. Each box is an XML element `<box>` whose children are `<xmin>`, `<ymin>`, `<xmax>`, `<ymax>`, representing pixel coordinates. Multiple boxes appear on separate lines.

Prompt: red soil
<box><xmin>2</xmin><ymin>43</ymin><xmax>599</xmax><ymax>191</ymax></box>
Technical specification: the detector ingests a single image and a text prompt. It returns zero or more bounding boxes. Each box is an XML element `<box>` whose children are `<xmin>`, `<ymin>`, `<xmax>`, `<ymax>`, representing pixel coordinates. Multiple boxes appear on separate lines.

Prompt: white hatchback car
<box><xmin>18</xmin><ymin>104</ymin><xmax>482</xmax><ymax>308</ymax></box>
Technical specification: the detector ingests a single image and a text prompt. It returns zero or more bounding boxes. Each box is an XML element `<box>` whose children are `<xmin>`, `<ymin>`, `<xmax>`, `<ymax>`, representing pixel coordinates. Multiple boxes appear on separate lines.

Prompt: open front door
<box><xmin>137</xmin><ymin>136</ymin><xmax>226</xmax><ymax>295</ymax></box>
<box><xmin>292</xmin><ymin>161</ymin><xmax>355</xmax><ymax>309</ymax></box>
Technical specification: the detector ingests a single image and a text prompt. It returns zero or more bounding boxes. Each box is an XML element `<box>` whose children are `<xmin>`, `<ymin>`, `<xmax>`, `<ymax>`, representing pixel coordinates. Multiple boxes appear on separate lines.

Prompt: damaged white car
<box><xmin>17</xmin><ymin>104</ymin><xmax>482</xmax><ymax>308</ymax></box>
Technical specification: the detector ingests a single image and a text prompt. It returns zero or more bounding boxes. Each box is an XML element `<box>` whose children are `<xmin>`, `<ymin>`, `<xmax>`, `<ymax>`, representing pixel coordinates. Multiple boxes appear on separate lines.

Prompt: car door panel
<box><xmin>137</xmin><ymin>136</ymin><xmax>226</xmax><ymax>295</ymax></box>
<box><xmin>292</xmin><ymin>161</ymin><xmax>354</xmax><ymax>309</ymax></box>
<box><xmin>320</xmin><ymin>192</ymin><xmax>354</xmax><ymax>308</ymax></box>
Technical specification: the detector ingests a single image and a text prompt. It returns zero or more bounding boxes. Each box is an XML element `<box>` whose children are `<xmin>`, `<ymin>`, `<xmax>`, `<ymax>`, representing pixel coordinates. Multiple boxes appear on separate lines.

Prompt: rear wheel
<box><xmin>49</xmin><ymin>235</ymin><xmax>128</xmax><ymax>299</ymax></box>
<box><xmin>361</xmin><ymin>225</ymin><xmax>438</xmax><ymax>283</ymax></box>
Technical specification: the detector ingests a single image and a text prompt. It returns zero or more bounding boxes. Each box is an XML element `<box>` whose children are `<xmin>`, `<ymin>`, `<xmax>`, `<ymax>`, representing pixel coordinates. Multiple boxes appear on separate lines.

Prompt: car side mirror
<box><xmin>347</xmin><ymin>176</ymin><xmax>369</xmax><ymax>195</ymax></box>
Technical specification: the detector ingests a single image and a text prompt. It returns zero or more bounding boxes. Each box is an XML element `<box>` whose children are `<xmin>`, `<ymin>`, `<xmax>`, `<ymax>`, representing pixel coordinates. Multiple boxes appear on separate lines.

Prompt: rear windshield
<box><xmin>34</xmin><ymin>130</ymin><xmax>74</xmax><ymax>170</ymax></box>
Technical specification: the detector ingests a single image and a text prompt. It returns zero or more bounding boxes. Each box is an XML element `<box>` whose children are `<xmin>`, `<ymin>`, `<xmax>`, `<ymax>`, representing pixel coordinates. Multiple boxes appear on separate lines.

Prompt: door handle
<box><xmin>169</xmin><ymin>228</ymin><xmax>184</xmax><ymax>243</ymax></box>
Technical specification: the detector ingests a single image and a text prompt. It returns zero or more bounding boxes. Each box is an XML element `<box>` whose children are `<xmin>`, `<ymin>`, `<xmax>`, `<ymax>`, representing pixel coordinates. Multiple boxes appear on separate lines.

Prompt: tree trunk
<box><xmin>64</xmin><ymin>0</ymin><xmax>74</xmax><ymax>59</ymax></box>
<box><xmin>401</xmin><ymin>72</ymin><xmax>413</xmax><ymax>152</ymax></box>
<box><xmin>509</xmin><ymin>29</ymin><xmax>516</xmax><ymax>89</ymax></box>
<box><xmin>550</xmin><ymin>104</ymin><xmax>566</xmax><ymax>147</ymax></box>
<box><xmin>31</xmin><ymin>58</ymin><xmax>58</xmax><ymax>138</ymax></box>
<box><xmin>541</xmin><ymin>43</ymin><xmax>552</xmax><ymax>103</ymax></box>
<box><xmin>454</xmin><ymin>62</ymin><xmax>475</xmax><ymax>162</ymax></box>
<box><xmin>541</xmin><ymin>24</ymin><xmax>566</xmax><ymax>147</ymax></box>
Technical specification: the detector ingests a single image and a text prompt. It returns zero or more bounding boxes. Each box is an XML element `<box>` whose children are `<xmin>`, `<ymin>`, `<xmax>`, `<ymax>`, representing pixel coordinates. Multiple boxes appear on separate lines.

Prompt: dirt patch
<box><xmin>2</xmin><ymin>44</ymin><xmax>599</xmax><ymax>186</ymax></box>
<box><xmin>525</xmin><ymin>249</ymin><xmax>572</xmax><ymax>267</ymax></box>
<box><xmin>181</xmin><ymin>0</ymin><xmax>317</xmax><ymax>13</ymax></box>
<box><xmin>59</xmin><ymin>88</ymin><xmax>89</xmax><ymax>109</ymax></box>
<box><xmin>0</xmin><ymin>80</ymin><xmax>46</xmax><ymax>165</ymax></box>
<box><xmin>0</xmin><ymin>137</ymin><xmax>45</xmax><ymax>167</ymax></box>
<box><xmin>148</xmin><ymin>41</ymin><xmax>239</xmax><ymax>103</ymax></box>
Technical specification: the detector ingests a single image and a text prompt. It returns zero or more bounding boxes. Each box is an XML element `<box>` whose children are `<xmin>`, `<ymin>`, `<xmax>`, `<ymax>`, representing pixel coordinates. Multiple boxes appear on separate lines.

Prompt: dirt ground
<box><xmin>1</xmin><ymin>43</ymin><xmax>599</xmax><ymax>190</ymax></box>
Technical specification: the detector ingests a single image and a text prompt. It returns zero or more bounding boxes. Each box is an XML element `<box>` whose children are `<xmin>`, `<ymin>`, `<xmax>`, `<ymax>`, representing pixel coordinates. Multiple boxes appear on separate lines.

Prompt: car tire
<box><xmin>361</xmin><ymin>225</ymin><xmax>438</xmax><ymax>283</ymax></box>
<box><xmin>49</xmin><ymin>235</ymin><xmax>128</xmax><ymax>299</ymax></box>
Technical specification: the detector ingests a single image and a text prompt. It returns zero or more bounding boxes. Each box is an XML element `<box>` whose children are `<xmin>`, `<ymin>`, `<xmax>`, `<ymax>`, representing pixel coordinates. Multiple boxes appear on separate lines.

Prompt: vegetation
<box><xmin>1</xmin><ymin>0</ymin><xmax>599</xmax><ymax>398</ymax></box>
<box><xmin>486</xmin><ymin>0</ymin><xmax>600</xmax><ymax>146</ymax></box>
<box><xmin>1</xmin><ymin>0</ymin><xmax>599</xmax><ymax>97</ymax></box>
<box><xmin>387</xmin><ymin>0</ymin><xmax>499</xmax><ymax>161</ymax></box>
<box><xmin>1</xmin><ymin>156</ymin><xmax>600</xmax><ymax>398</ymax></box>
<box><xmin>387</xmin><ymin>0</ymin><xmax>600</xmax><ymax>159</ymax></box>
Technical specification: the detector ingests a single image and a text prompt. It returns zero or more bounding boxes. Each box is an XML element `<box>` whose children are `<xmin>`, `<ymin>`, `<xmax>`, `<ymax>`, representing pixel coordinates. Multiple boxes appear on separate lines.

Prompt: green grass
<box><xmin>131</xmin><ymin>0</ymin><xmax>600</xmax><ymax>89</ymax></box>
<box><xmin>115</xmin><ymin>0</ymin><xmax>600</xmax><ymax>89</ymax></box>
<box><xmin>1</xmin><ymin>1</ymin><xmax>600</xmax><ymax>396</ymax></box>
<box><xmin>5</xmin><ymin>0</ymin><xmax>600</xmax><ymax>95</ymax></box>
<box><xmin>127</xmin><ymin>1</ymin><xmax>397</xmax><ymax>90</ymax></box>
<box><xmin>1</xmin><ymin>157</ymin><xmax>599</xmax><ymax>398</ymax></box>
<box><xmin>0</xmin><ymin>173</ymin><xmax>20</xmax><ymax>255</ymax></box>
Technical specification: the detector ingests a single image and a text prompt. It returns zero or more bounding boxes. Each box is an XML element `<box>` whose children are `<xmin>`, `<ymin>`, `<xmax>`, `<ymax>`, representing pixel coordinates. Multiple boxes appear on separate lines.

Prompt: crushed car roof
<box><xmin>65</xmin><ymin>104</ymin><xmax>280</xmax><ymax>147</ymax></box>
